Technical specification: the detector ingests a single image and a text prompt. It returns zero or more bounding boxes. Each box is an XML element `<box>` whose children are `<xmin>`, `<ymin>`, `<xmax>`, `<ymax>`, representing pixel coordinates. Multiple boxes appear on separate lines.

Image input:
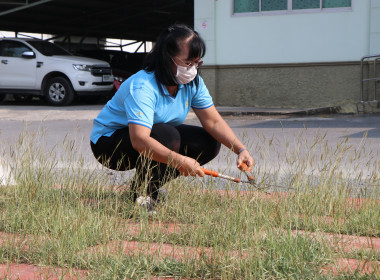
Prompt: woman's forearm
<box><xmin>204</xmin><ymin>117</ymin><xmax>246</xmax><ymax>154</ymax></box>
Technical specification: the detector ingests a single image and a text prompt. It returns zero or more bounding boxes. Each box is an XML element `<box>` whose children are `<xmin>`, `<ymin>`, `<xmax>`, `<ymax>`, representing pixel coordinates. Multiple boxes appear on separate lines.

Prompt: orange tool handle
<box><xmin>200</xmin><ymin>167</ymin><xmax>219</xmax><ymax>177</ymax></box>
<box><xmin>239</xmin><ymin>162</ymin><xmax>252</xmax><ymax>172</ymax></box>
<box><xmin>200</xmin><ymin>167</ymin><xmax>242</xmax><ymax>183</ymax></box>
<box><xmin>239</xmin><ymin>162</ymin><xmax>255</xmax><ymax>181</ymax></box>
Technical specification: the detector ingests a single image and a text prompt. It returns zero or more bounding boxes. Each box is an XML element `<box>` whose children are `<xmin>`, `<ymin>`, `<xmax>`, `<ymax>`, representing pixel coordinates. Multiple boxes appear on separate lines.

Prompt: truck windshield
<box><xmin>28</xmin><ymin>41</ymin><xmax>72</xmax><ymax>56</ymax></box>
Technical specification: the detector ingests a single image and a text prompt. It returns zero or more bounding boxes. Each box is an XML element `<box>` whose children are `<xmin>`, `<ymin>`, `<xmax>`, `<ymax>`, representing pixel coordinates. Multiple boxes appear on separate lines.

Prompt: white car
<box><xmin>0</xmin><ymin>38</ymin><xmax>114</xmax><ymax>106</ymax></box>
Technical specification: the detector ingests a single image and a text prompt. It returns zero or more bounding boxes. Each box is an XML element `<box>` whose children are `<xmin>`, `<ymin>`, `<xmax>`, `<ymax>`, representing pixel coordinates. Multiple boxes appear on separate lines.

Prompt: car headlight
<box><xmin>73</xmin><ymin>64</ymin><xmax>92</xmax><ymax>71</ymax></box>
<box><xmin>114</xmin><ymin>76</ymin><xmax>125</xmax><ymax>82</ymax></box>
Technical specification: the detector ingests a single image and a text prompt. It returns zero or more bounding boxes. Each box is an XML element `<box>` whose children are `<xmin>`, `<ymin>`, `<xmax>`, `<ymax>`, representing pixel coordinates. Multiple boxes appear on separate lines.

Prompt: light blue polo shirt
<box><xmin>90</xmin><ymin>70</ymin><xmax>214</xmax><ymax>144</ymax></box>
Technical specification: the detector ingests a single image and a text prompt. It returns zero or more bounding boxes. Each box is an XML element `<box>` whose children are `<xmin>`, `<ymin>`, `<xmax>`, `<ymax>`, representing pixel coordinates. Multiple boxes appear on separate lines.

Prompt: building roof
<box><xmin>0</xmin><ymin>0</ymin><xmax>194</xmax><ymax>42</ymax></box>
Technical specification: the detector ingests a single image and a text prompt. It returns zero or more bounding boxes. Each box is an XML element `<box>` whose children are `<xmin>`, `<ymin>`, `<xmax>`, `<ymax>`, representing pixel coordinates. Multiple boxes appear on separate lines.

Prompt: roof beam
<box><xmin>0</xmin><ymin>0</ymin><xmax>52</xmax><ymax>17</ymax></box>
<box><xmin>53</xmin><ymin>0</ymin><xmax>151</xmax><ymax>27</ymax></box>
<box><xmin>86</xmin><ymin>0</ymin><xmax>185</xmax><ymax>33</ymax></box>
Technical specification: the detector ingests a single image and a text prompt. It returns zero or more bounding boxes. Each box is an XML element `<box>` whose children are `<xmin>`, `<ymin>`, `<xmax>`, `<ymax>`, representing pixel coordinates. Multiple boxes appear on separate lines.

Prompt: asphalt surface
<box><xmin>0</xmin><ymin>100</ymin><xmax>379</xmax><ymax>192</ymax></box>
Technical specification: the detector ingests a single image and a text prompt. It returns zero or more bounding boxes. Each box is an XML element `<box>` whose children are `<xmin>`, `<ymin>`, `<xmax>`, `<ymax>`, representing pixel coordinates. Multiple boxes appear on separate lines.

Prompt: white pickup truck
<box><xmin>0</xmin><ymin>38</ymin><xmax>114</xmax><ymax>106</ymax></box>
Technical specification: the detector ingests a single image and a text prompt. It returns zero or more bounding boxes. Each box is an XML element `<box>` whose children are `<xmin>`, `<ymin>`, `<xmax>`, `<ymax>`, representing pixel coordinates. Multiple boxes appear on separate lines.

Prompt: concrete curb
<box><xmin>216</xmin><ymin>106</ymin><xmax>341</xmax><ymax>116</ymax></box>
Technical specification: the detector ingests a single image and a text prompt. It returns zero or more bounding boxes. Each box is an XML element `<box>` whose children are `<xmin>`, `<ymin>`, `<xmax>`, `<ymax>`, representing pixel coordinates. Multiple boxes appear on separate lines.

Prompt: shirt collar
<box><xmin>160</xmin><ymin>83</ymin><xmax>184</xmax><ymax>97</ymax></box>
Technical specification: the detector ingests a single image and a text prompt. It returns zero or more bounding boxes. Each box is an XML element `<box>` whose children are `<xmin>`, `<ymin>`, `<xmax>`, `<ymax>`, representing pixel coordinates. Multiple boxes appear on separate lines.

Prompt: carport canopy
<box><xmin>0</xmin><ymin>0</ymin><xmax>194</xmax><ymax>43</ymax></box>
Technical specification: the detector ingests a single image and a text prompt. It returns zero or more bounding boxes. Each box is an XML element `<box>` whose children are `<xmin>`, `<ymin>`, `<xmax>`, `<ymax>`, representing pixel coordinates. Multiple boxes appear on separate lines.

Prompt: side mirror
<box><xmin>22</xmin><ymin>51</ymin><xmax>36</xmax><ymax>59</ymax></box>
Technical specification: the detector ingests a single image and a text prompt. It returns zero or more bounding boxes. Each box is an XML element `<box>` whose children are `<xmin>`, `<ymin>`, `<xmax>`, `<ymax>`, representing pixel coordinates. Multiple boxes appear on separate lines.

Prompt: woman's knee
<box><xmin>203</xmin><ymin>135</ymin><xmax>221</xmax><ymax>163</ymax></box>
<box><xmin>193</xmin><ymin>128</ymin><xmax>221</xmax><ymax>164</ymax></box>
<box><xmin>178</xmin><ymin>125</ymin><xmax>221</xmax><ymax>164</ymax></box>
<box><xmin>150</xmin><ymin>123</ymin><xmax>181</xmax><ymax>152</ymax></box>
<box><xmin>90</xmin><ymin>136</ymin><xmax>137</xmax><ymax>171</ymax></box>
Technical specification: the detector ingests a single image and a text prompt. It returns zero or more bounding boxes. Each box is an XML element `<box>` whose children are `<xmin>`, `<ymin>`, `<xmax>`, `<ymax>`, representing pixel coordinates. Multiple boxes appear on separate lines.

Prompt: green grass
<box><xmin>0</xmin><ymin>128</ymin><xmax>378</xmax><ymax>279</ymax></box>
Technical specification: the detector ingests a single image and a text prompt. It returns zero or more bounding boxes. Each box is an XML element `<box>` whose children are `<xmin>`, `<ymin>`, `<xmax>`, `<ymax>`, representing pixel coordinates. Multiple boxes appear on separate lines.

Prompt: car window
<box><xmin>27</xmin><ymin>40</ymin><xmax>71</xmax><ymax>56</ymax></box>
<box><xmin>0</xmin><ymin>41</ymin><xmax>32</xmax><ymax>57</ymax></box>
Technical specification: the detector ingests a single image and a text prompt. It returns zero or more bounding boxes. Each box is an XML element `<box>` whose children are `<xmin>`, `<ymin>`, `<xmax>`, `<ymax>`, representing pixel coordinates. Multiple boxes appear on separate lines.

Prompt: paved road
<box><xmin>0</xmin><ymin>103</ymin><xmax>379</xmax><ymax>190</ymax></box>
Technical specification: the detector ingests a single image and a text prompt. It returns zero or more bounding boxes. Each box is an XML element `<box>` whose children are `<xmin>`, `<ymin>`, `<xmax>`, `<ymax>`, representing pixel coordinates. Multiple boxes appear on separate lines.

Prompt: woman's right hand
<box><xmin>175</xmin><ymin>156</ymin><xmax>205</xmax><ymax>177</ymax></box>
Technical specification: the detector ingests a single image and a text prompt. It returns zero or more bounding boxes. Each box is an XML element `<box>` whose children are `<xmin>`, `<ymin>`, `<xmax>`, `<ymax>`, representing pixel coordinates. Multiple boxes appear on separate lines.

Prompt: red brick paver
<box><xmin>0</xmin><ymin>231</ymin><xmax>45</xmax><ymax>251</ymax></box>
<box><xmin>0</xmin><ymin>263</ymin><xmax>88</xmax><ymax>280</ymax></box>
<box><xmin>82</xmin><ymin>239</ymin><xmax>249</xmax><ymax>262</ymax></box>
<box><xmin>291</xmin><ymin>230</ymin><xmax>380</xmax><ymax>252</ymax></box>
<box><xmin>1</xmin><ymin>187</ymin><xmax>378</xmax><ymax>278</ymax></box>
<box><xmin>322</xmin><ymin>258</ymin><xmax>380</xmax><ymax>276</ymax></box>
<box><xmin>119</xmin><ymin>220</ymin><xmax>192</xmax><ymax>237</ymax></box>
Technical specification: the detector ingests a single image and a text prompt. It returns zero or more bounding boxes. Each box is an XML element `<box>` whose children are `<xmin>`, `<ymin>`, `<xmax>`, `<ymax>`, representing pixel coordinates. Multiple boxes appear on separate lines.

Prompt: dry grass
<box><xmin>0</xmin><ymin>128</ymin><xmax>378</xmax><ymax>279</ymax></box>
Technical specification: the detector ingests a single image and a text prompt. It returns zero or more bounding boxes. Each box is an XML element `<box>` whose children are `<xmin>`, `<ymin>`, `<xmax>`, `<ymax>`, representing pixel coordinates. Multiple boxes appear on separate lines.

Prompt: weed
<box><xmin>0</xmin><ymin>127</ymin><xmax>378</xmax><ymax>279</ymax></box>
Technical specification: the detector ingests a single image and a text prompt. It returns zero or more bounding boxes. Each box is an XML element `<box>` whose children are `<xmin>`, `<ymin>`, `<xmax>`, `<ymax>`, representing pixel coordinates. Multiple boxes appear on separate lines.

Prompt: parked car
<box><xmin>75</xmin><ymin>49</ymin><xmax>146</xmax><ymax>92</ymax></box>
<box><xmin>0</xmin><ymin>38</ymin><xmax>114</xmax><ymax>106</ymax></box>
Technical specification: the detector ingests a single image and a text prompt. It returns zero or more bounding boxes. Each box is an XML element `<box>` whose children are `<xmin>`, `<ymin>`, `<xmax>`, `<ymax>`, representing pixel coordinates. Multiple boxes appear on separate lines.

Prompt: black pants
<box><xmin>90</xmin><ymin>123</ymin><xmax>221</xmax><ymax>201</ymax></box>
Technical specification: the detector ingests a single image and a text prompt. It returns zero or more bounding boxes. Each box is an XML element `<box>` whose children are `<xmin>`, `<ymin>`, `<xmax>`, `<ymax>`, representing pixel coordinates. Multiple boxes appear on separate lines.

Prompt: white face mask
<box><xmin>171</xmin><ymin>58</ymin><xmax>198</xmax><ymax>84</ymax></box>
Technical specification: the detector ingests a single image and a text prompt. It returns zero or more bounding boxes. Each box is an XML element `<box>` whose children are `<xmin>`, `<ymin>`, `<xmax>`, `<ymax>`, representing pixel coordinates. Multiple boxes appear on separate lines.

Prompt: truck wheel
<box><xmin>44</xmin><ymin>77</ymin><xmax>74</xmax><ymax>106</ymax></box>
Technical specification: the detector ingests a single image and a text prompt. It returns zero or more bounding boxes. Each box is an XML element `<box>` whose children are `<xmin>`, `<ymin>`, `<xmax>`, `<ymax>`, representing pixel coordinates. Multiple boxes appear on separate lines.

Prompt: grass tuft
<box><xmin>0</xmin><ymin>127</ymin><xmax>378</xmax><ymax>279</ymax></box>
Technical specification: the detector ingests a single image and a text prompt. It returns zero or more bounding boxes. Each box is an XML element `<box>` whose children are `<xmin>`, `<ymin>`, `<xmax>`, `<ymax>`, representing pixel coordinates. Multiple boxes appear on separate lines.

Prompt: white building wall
<box><xmin>370</xmin><ymin>0</ymin><xmax>380</xmax><ymax>54</ymax></box>
<box><xmin>194</xmin><ymin>0</ymin><xmax>216</xmax><ymax>64</ymax></box>
<box><xmin>195</xmin><ymin>0</ymin><xmax>374</xmax><ymax>65</ymax></box>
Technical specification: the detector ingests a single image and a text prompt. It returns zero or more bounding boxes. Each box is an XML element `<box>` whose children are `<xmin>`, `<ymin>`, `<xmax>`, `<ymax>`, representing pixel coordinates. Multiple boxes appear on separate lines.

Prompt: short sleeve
<box><xmin>190</xmin><ymin>76</ymin><xmax>214</xmax><ymax>109</ymax></box>
<box><xmin>124</xmin><ymin>86</ymin><xmax>156</xmax><ymax>129</ymax></box>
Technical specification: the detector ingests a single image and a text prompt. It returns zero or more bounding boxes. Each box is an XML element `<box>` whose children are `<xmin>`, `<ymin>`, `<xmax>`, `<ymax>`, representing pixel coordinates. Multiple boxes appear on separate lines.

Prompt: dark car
<box><xmin>75</xmin><ymin>49</ymin><xmax>147</xmax><ymax>92</ymax></box>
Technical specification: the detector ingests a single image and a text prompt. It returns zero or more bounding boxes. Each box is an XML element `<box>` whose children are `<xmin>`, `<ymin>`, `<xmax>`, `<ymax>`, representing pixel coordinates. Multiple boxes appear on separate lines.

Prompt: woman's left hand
<box><xmin>237</xmin><ymin>150</ymin><xmax>254</xmax><ymax>170</ymax></box>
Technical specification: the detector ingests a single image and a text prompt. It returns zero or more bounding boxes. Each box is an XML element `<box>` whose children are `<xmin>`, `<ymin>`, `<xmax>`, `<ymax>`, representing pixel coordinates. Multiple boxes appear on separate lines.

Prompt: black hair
<box><xmin>143</xmin><ymin>23</ymin><xmax>206</xmax><ymax>88</ymax></box>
